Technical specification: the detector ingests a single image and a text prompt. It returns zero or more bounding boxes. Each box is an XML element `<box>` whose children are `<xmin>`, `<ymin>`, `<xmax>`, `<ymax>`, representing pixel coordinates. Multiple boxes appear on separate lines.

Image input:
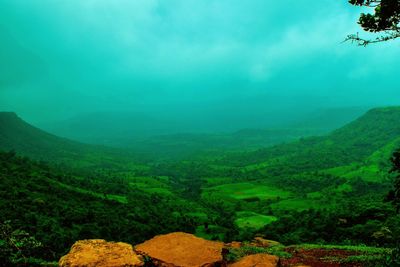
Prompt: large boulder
<box><xmin>135</xmin><ymin>232</ymin><xmax>224</xmax><ymax>267</ymax></box>
<box><xmin>59</xmin><ymin>239</ymin><xmax>143</xmax><ymax>267</ymax></box>
<box><xmin>228</xmin><ymin>254</ymin><xmax>279</xmax><ymax>267</ymax></box>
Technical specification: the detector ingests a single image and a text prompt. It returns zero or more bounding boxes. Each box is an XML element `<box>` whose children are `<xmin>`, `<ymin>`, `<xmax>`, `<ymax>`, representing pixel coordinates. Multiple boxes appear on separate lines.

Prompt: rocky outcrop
<box><xmin>59</xmin><ymin>239</ymin><xmax>143</xmax><ymax>267</ymax></box>
<box><xmin>59</xmin><ymin>233</ymin><xmax>283</xmax><ymax>267</ymax></box>
<box><xmin>135</xmin><ymin>232</ymin><xmax>224</xmax><ymax>267</ymax></box>
<box><xmin>228</xmin><ymin>254</ymin><xmax>279</xmax><ymax>267</ymax></box>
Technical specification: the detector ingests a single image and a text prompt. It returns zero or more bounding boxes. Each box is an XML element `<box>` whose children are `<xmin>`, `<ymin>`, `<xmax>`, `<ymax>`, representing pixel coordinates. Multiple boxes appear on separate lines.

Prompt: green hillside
<box><xmin>2</xmin><ymin>108</ymin><xmax>400</xmax><ymax>265</ymax></box>
<box><xmin>0</xmin><ymin>112</ymin><xmax>145</xmax><ymax>169</ymax></box>
<box><xmin>0</xmin><ymin>151</ymin><xmax>198</xmax><ymax>264</ymax></box>
<box><xmin>221</xmin><ymin>107</ymin><xmax>400</xmax><ymax>176</ymax></box>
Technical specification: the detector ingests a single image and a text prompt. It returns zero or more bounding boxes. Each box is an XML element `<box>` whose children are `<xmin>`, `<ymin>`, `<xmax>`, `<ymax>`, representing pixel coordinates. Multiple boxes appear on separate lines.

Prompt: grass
<box><xmin>51</xmin><ymin>179</ymin><xmax>128</xmax><ymax>203</ymax></box>
<box><xmin>296</xmin><ymin>244</ymin><xmax>392</xmax><ymax>254</ymax></box>
<box><xmin>128</xmin><ymin>176</ymin><xmax>173</xmax><ymax>196</ymax></box>
<box><xmin>226</xmin><ymin>244</ymin><xmax>291</xmax><ymax>262</ymax></box>
<box><xmin>226</xmin><ymin>243</ymin><xmax>392</xmax><ymax>265</ymax></box>
<box><xmin>340</xmin><ymin>165</ymin><xmax>384</xmax><ymax>182</ymax></box>
<box><xmin>202</xmin><ymin>182</ymin><xmax>291</xmax><ymax>201</ymax></box>
<box><xmin>235</xmin><ymin>211</ymin><xmax>277</xmax><ymax>230</ymax></box>
<box><xmin>323</xmin><ymin>161</ymin><xmax>385</xmax><ymax>183</ymax></box>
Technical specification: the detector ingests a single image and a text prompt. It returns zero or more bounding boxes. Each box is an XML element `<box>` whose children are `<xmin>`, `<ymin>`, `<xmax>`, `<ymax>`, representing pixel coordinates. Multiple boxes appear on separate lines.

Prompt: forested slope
<box><xmin>0</xmin><ymin>112</ymin><xmax>144</xmax><ymax>169</ymax></box>
<box><xmin>0</xmin><ymin>151</ymin><xmax>196</xmax><ymax>263</ymax></box>
<box><xmin>222</xmin><ymin>107</ymin><xmax>400</xmax><ymax>176</ymax></box>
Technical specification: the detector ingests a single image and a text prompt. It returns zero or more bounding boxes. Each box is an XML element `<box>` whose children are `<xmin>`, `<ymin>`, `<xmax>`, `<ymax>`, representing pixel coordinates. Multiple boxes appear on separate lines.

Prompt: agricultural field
<box><xmin>235</xmin><ymin>211</ymin><xmax>277</xmax><ymax>230</ymax></box>
<box><xmin>202</xmin><ymin>182</ymin><xmax>291</xmax><ymax>201</ymax></box>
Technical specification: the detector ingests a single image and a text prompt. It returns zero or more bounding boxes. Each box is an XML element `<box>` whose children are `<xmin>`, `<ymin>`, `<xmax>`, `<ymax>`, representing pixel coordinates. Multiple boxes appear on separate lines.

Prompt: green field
<box><xmin>128</xmin><ymin>176</ymin><xmax>174</xmax><ymax>195</ymax></box>
<box><xmin>235</xmin><ymin>211</ymin><xmax>277</xmax><ymax>230</ymax></box>
<box><xmin>202</xmin><ymin>182</ymin><xmax>291</xmax><ymax>201</ymax></box>
<box><xmin>323</xmin><ymin>164</ymin><xmax>385</xmax><ymax>182</ymax></box>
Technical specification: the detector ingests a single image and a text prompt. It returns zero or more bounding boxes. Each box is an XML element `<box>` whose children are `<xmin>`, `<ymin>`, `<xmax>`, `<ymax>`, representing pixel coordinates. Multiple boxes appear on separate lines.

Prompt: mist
<box><xmin>1</xmin><ymin>0</ymin><xmax>400</xmax><ymax>139</ymax></box>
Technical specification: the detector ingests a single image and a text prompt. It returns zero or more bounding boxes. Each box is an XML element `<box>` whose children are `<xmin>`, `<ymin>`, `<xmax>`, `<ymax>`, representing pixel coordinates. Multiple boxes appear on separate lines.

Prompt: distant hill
<box><xmin>38</xmin><ymin>107</ymin><xmax>368</xmax><ymax>150</ymax></box>
<box><xmin>291</xmin><ymin>106</ymin><xmax>368</xmax><ymax>132</ymax></box>
<box><xmin>127</xmin><ymin>128</ymin><xmax>322</xmax><ymax>160</ymax></box>
<box><xmin>0</xmin><ymin>112</ymin><xmax>142</xmax><ymax>168</ymax></box>
<box><xmin>222</xmin><ymin>107</ymin><xmax>400</xmax><ymax>176</ymax></box>
<box><xmin>124</xmin><ymin>107</ymin><xmax>368</xmax><ymax>159</ymax></box>
<box><xmin>39</xmin><ymin>111</ymin><xmax>175</xmax><ymax>146</ymax></box>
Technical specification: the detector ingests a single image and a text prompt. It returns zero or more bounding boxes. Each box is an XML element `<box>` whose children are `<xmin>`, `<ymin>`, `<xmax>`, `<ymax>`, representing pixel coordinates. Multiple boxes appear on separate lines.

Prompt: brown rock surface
<box><xmin>225</xmin><ymin>241</ymin><xmax>242</xmax><ymax>248</ymax></box>
<box><xmin>250</xmin><ymin>237</ymin><xmax>280</xmax><ymax>248</ymax></box>
<box><xmin>135</xmin><ymin>232</ymin><xmax>224</xmax><ymax>267</ymax></box>
<box><xmin>229</xmin><ymin>254</ymin><xmax>279</xmax><ymax>267</ymax></box>
<box><xmin>59</xmin><ymin>239</ymin><xmax>143</xmax><ymax>267</ymax></box>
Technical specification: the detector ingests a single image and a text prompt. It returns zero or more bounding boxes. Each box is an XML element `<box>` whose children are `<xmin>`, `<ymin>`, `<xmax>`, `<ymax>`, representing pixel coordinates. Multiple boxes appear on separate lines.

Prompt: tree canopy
<box><xmin>389</xmin><ymin>150</ymin><xmax>400</xmax><ymax>212</ymax></box>
<box><xmin>348</xmin><ymin>0</ymin><xmax>400</xmax><ymax>45</ymax></box>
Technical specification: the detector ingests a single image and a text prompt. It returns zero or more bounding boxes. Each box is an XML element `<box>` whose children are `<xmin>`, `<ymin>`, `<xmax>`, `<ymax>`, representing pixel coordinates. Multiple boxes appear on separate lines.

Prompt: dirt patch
<box><xmin>281</xmin><ymin>248</ymin><xmax>363</xmax><ymax>267</ymax></box>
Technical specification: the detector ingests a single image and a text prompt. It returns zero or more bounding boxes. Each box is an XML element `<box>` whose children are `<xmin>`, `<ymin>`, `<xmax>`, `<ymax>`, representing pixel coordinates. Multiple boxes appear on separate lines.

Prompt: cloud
<box><xmin>0</xmin><ymin>0</ymin><xmax>399</xmax><ymax>124</ymax></box>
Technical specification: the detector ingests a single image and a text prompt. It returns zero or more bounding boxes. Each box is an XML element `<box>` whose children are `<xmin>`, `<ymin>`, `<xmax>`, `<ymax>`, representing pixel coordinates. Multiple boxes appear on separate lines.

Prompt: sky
<box><xmin>0</xmin><ymin>0</ymin><xmax>399</xmax><ymax>133</ymax></box>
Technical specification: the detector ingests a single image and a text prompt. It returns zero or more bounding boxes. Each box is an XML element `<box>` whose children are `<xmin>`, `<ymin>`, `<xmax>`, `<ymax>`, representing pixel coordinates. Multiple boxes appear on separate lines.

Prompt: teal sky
<box><xmin>0</xmin><ymin>0</ymin><xmax>399</xmax><ymax>130</ymax></box>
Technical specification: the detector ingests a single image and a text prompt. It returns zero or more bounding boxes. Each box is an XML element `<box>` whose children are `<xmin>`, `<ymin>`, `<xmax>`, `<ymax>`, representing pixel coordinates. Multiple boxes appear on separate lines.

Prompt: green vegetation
<box><xmin>2</xmin><ymin>107</ymin><xmax>400</xmax><ymax>264</ymax></box>
<box><xmin>202</xmin><ymin>183</ymin><xmax>291</xmax><ymax>201</ymax></box>
<box><xmin>235</xmin><ymin>211</ymin><xmax>277</xmax><ymax>230</ymax></box>
<box><xmin>348</xmin><ymin>0</ymin><xmax>400</xmax><ymax>45</ymax></box>
<box><xmin>0</xmin><ymin>152</ymin><xmax>198</xmax><ymax>263</ymax></box>
<box><xmin>225</xmin><ymin>244</ymin><xmax>291</xmax><ymax>262</ymax></box>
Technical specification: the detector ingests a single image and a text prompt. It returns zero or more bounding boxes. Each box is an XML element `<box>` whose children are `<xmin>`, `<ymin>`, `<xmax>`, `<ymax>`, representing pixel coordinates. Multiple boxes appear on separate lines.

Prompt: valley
<box><xmin>1</xmin><ymin>108</ymin><xmax>400</xmax><ymax>266</ymax></box>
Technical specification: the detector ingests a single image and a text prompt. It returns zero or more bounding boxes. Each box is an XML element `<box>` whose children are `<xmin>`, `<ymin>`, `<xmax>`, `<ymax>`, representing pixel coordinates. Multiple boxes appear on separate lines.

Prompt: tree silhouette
<box><xmin>347</xmin><ymin>0</ymin><xmax>400</xmax><ymax>45</ymax></box>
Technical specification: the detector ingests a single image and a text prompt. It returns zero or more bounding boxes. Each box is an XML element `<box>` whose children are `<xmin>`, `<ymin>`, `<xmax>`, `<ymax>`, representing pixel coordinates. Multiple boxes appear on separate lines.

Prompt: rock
<box><xmin>250</xmin><ymin>237</ymin><xmax>280</xmax><ymax>248</ymax></box>
<box><xmin>228</xmin><ymin>254</ymin><xmax>279</xmax><ymax>267</ymax></box>
<box><xmin>225</xmin><ymin>241</ymin><xmax>242</xmax><ymax>248</ymax></box>
<box><xmin>135</xmin><ymin>232</ymin><xmax>224</xmax><ymax>267</ymax></box>
<box><xmin>59</xmin><ymin>239</ymin><xmax>143</xmax><ymax>267</ymax></box>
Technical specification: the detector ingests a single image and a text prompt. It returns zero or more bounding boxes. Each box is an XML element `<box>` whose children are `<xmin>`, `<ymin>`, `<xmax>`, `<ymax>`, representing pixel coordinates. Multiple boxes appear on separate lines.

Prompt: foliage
<box><xmin>0</xmin><ymin>221</ymin><xmax>43</xmax><ymax>266</ymax></box>
<box><xmin>2</xmin><ymin>107</ymin><xmax>400</xmax><ymax>264</ymax></box>
<box><xmin>387</xmin><ymin>243</ymin><xmax>400</xmax><ymax>266</ymax></box>
<box><xmin>348</xmin><ymin>0</ymin><xmax>400</xmax><ymax>45</ymax></box>
<box><xmin>386</xmin><ymin>149</ymin><xmax>400</xmax><ymax>265</ymax></box>
<box><xmin>388</xmin><ymin>149</ymin><xmax>400</xmax><ymax>212</ymax></box>
<box><xmin>0</xmin><ymin>151</ymin><xmax>198</xmax><ymax>262</ymax></box>
<box><xmin>261</xmin><ymin>201</ymin><xmax>398</xmax><ymax>247</ymax></box>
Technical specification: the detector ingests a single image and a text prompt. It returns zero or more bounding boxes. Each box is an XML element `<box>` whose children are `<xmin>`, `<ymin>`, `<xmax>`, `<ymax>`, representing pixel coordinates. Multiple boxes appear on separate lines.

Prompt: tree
<box><xmin>388</xmin><ymin>150</ymin><xmax>400</xmax><ymax>212</ymax></box>
<box><xmin>0</xmin><ymin>221</ymin><xmax>42</xmax><ymax>266</ymax></box>
<box><xmin>347</xmin><ymin>0</ymin><xmax>400</xmax><ymax>45</ymax></box>
<box><xmin>387</xmin><ymin>150</ymin><xmax>400</xmax><ymax>266</ymax></box>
